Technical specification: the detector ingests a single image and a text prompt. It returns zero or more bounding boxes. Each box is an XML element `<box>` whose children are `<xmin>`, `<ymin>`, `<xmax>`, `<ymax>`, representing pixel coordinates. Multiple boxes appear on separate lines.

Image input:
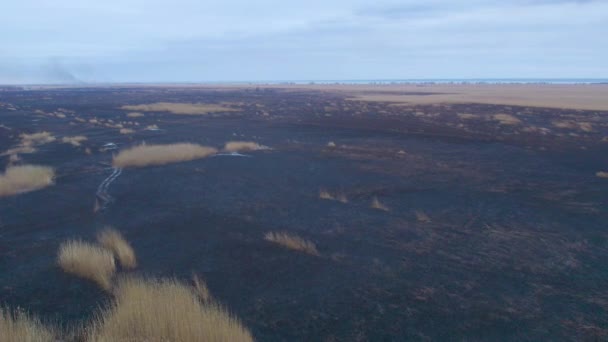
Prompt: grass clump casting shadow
<box><xmin>265</xmin><ymin>231</ymin><xmax>319</xmax><ymax>256</ymax></box>
<box><xmin>0</xmin><ymin>307</ymin><xmax>56</xmax><ymax>342</ymax></box>
<box><xmin>57</xmin><ymin>240</ymin><xmax>116</xmax><ymax>291</ymax></box>
<box><xmin>87</xmin><ymin>277</ymin><xmax>253</xmax><ymax>342</ymax></box>
<box><xmin>97</xmin><ymin>228</ymin><xmax>137</xmax><ymax>269</ymax></box>
<box><xmin>0</xmin><ymin>165</ymin><xmax>55</xmax><ymax>197</ymax></box>
<box><xmin>112</xmin><ymin>143</ymin><xmax>217</xmax><ymax>168</ymax></box>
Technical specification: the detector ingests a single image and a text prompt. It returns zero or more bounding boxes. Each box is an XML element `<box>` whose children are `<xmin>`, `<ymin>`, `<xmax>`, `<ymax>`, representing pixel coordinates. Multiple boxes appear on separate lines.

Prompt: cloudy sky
<box><xmin>1</xmin><ymin>0</ymin><xmax>606</xmax><ymax>83</ymax></box>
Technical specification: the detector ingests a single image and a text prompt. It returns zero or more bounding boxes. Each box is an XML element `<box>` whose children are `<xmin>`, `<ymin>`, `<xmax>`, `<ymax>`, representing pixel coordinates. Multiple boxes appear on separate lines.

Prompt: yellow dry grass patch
<box><xmin>62</xmin><ymin>135</ymin><xmax>87</xmax><ymax>147</ymax></box>
<box><xmin>119</xmin><ymin>128</ymin><xmax>135</xmax><ymax>135</ymax></box>
<box><xmin>121</xmin><ymin>102</ymin><xmax>239</xmax><ymax>115</ymax></box>
<box><xmin>493</xmin><ymin>114</ymin><xmax>521</xmax><ymax>125</ymax></box>
<box><xmin>0</xmin><ymin>307</ymin><xmax>55</xmax><ymax>342</ymax></box>
<box><xmin>265</xmin><ymin>231</ymin><xmax>319</xmax><ymax>256</ymax></box>
<box><xmin>319</xmin><ymin>189</ymin><xmax>348</xmax><ymax>203</ymax></box>
<box><xmin>112</xmin><ymin>143</ymin><xmax>217</xmax><ymax>168</ymax></box>
<box><xmin>457</xmin><ymin>113</ymin><xmax>477</xmax><ymax>120</ymax></box>
<box><xmin>20</xmin><ymin>132</ymin><xmax>56</xmax><ymax>146</ymax></box>
<box><xmin>223</xmin><ymin>141</ymin><xmax>267</xmax><ymax>152</ymax></box>
<box><xmin>371</xmin><ymin>197</ymin><xmax>390</xmax><ymax>211</ymax></box>
<box><xmin>192</xmin><ymin>273</ymin><xmax>211</xmax><ymax>302</ymax></box>
<box><xmin>97</xmin><ymin>228</ymin><xmax>137</xmax><ymax>269</ymax></box>
<box><xmin>2</xmin><ymin>146</ymin><xmax>37</xmax><ymax>156</ymax></box>
<box><xmin>319</xmin><ymin>189</ymin><xmax>334</xmax><ymax>200</ymax></box>
<box><xmin>126</xmin><ymin>112</ymin><xmax>145</xmax><ymax>118</ymax></box>
<box><xmin>2</xmin><ymin>131</ymin><xmax>55</xmax><ymax>156</ymax></box>
<box><xmin>88</xmin><ymin>277</ymin><xmax>253</xmax><ymax>342</ymax></box>
<box><xmin>0</xmin><ymin>165</ymin><xmax>55</xmax><ymax>197</ymax></box>
<box><xmin>57</xmin><ymin>240</ymin><xmax>116</xmax><ymax>291</ymax></box>
<box><xmin>596</xmin><ymin>171</ymin><xmax>608</xmax><ymax>178</ymax></box>
<box><xmin>415</xmin><ymin>210</ymin><xmax>431</xmax><ymax>223</ymax></box>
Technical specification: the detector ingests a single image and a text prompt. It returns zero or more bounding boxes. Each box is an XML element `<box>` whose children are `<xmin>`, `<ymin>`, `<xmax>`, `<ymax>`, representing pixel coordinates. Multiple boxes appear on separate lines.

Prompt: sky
<box><xmin>0</xmin><ymin>0</ymin><xmax>607</xmax><ymax>83</ymax></box>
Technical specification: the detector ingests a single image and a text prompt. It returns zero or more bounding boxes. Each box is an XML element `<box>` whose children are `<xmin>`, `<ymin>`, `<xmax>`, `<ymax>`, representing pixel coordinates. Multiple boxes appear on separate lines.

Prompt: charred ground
<box><xmin>1</xmin><ymin>86</ymin><xmax>607</xmax><ymax>340</ymax></box>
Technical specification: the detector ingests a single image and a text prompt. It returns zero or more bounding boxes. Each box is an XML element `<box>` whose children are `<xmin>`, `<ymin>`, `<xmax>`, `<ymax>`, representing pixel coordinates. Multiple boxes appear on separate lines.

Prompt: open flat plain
<box><xmin>1</xmin><ymin>84</ymin><xmax>608</xmax><ymax>340</ymax></box>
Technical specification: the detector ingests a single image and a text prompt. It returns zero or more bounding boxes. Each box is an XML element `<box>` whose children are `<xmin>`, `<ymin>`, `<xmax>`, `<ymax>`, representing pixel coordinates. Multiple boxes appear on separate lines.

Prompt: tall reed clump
<box><xmin>0</xmin><ymin>307</ymin><xmax>56</xmax><ymax>342</ymax></box>
<box><xmin>57</xmin><ymin>240</ymin><xmax>116</xmax><ymax>291</ymax></box>
<box><xmin>87</xmin><ymin>277</ymin><xmax>253</xmax><ymax>342</ymax></box>
<box><xmin>97</xmin><ymin>228</ymin><xmax>137</xmax><ymax>269</ymax></box>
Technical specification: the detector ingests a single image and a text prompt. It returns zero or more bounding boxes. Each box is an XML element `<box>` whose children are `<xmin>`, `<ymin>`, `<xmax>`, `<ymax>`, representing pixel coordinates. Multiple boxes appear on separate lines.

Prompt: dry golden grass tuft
<box><xmin>223</xmin><ymin>141</ymin><xmax>267</xmax><ymax>152</ymax></box>
<box><xmin>144</xmin><ymin>124</ymin><xmax>159</xmax><ymax>130</ymax></box>
<box><xmin>87</xmin><ymin>277</ymin><xmax>253</xmax><ymax>342</ymax></box>
<box><xmin>61</xmin><ymin>135</ymin><xmax>87</xmax><ymax>147</ymax></box>
<box><xmin>121</xmin><ymin>102</ymin><xmax>240</xmax><ymax>115</ymax></box>
<box><xmin>371</xmin><ymin>196</ymin><xmax>390</xmax><ymax>211</ymax></box>
<box><xmin>415</xmin><ymin>210</ymin><xmax>431</xmax><ymax>223</ymax></box>
<box><xmin>457</xmin><ymin>113</ymin><xmax>477</xmax><ymax>120</ymax></box>
<box><xmin>112</xmin><ymin>143</ymin><xmax>218</xmax><ymax>168</ymax></box>
<box><xmin>493</xmin><ymin>114</ymin><xmax>521</xmax><ymax>125</ymax></box>
<box><xmin>319</xmin><ymin>189</ymin><xmax>334</xmax><ymax>200</ymax></box>
<box><xmin>264</xmin><ymin>231</ymin><xmax>319</xmax><ymax>256</ymax></box>
<box><xmin>97</xmin><ymin>228</ymin><xmax>137</xmax><ymax>269</ymax></box>
<box><xmin>327</xmin><ymin>141</ymin><xmax>336</xmax><ymax>147</ymax></box>
<box><xmin>20</xmin><ymin>132</ymin><xmax>56</xmax><ymax>146</ymax></box>
<box><xmin>2</xmin><ymin>131</ymin><xmax>55</xmax><ymax>156</ymax></box>
<box><xmin>319</xmin><ymin>189</ymin><xmax>348</xmax><ymax>203</ymax></box>
<box><xmin>0</xmin><ymin>165</ymin><xmax>55</xmax><ymax>197</ymax></box>
<box><xmin>192</xmin><ymin>273</ymin><xmax>211</xmax><ymax>302</ymax></box>
<box><xmin>0</xmin><ymin>307</ymin><xmax>56</xmax><ymax>342</ymax></box>
<box><xmin>596</xmin><ymin>171</ymin><xmax>608</xmax><ymax>178</ymax></box>
<box><xmin>2</xmin><ymin>146</ymin><xmax>37</xmax><ymax>156</ymax></box>
<box><xmin>57</xmin><ymin>240</ymin><xmax>116</xmax><ymax>291</ymax></box>
<box><xmin>119</xmin><ymin>128</ymin><xmax>135</xmax><ymax>135</ymax></box>
<box><xmin>126</xmin><ymin>112</ymin><xmax>145</xmax><ymax>118</ymax></box>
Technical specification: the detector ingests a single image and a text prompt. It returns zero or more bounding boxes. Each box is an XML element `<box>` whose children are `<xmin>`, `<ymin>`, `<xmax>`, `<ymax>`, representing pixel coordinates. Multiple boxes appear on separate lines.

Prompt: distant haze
<box><xmin>1</xmin><ymin>0</ymin><xmax>606</xmax><ymax>84</ymax></box>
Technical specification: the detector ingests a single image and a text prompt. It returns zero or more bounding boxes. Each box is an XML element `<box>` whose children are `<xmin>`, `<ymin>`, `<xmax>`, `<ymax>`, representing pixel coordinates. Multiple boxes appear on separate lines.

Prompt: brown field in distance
<box><xmin>196</xmin><ymin>83</ymin><xmax>608</xmax><ymax>111</ymax></box>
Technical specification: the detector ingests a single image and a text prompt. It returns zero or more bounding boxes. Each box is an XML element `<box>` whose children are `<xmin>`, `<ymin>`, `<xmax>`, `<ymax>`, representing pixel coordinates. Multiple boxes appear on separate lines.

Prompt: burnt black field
<box><xmin>1</xmin><ymin>86</ymin><xmax>608</xmax><ymax>340</ymax></box>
